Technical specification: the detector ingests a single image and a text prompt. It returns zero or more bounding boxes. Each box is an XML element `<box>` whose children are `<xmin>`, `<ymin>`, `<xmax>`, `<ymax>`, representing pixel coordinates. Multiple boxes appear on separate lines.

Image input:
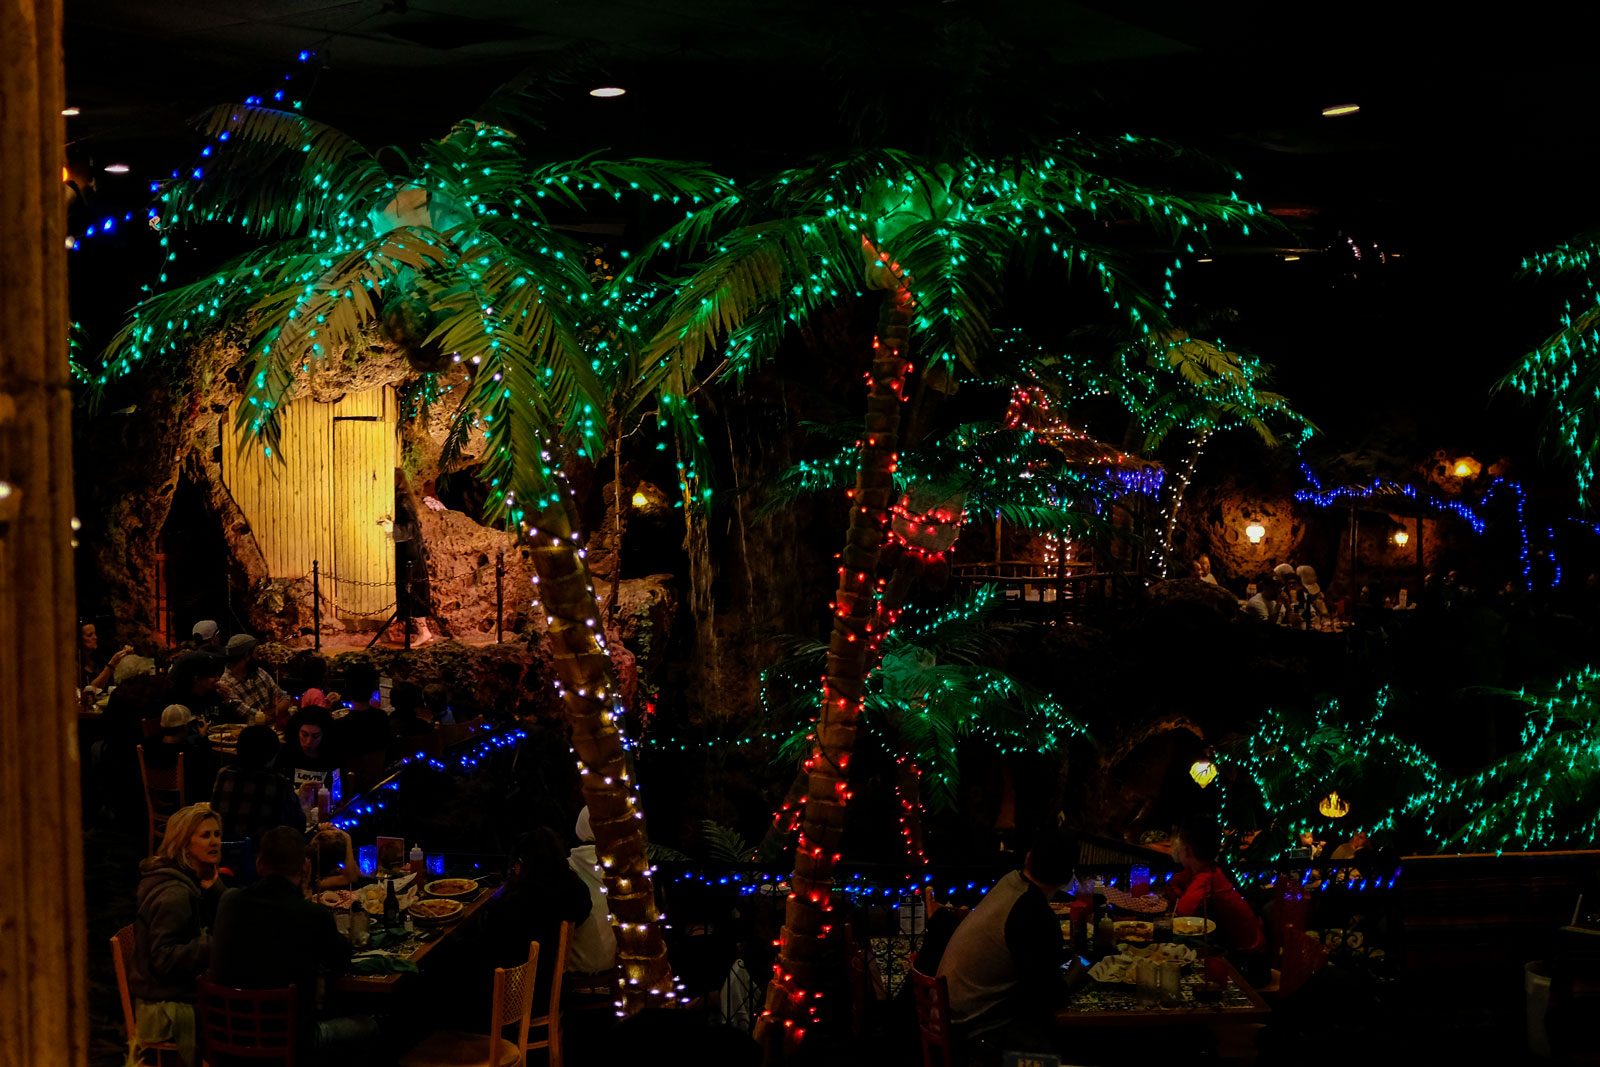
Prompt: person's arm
<box><xmin>1003</xmin><ymin>889</ymin><xmax>1066</xmax><ymax>1015</ymax></box>
<box><xmin>1173</xmin><ymin>869</ymin><xmax>1213</xmax><ymax>916</ymax></box>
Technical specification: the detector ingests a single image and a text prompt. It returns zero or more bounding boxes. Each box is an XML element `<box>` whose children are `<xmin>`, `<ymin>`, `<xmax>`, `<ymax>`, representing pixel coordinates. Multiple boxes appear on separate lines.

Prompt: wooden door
<box><xmin>331</xmin><ymin>389</ymin><xmax>395</xmax><ymax>621</ymax></box>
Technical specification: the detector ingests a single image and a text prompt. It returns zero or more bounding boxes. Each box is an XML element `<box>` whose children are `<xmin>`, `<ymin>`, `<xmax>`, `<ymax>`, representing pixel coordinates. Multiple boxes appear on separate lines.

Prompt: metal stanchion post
<box><xmin>312</xmin><ymin>559</ymin><xmax>321</xmax><ymax>652</ymax></box>
<box><xmin>403</xmin><ymin>561</ymin><xmax>412</xmax><ymax>651</ymax></box>
<box><xmin>496</xmin><ymin>550</ymin><xmax>504</xmax><ymax>644</ymax></box>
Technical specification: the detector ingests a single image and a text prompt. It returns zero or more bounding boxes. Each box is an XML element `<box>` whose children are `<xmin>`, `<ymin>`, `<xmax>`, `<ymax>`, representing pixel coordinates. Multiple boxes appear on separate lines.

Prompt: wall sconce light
<box><xmin>1244</xmin><ymin>523</ymin><xmax>1266</xmax><ymax>545</ymax></box>
<box><xmin>1189</xmin><ymin>758</ymin><xmax>1218</xmax><ymax>788</ymax></box>
<box><xmin>1452</xmin><ymin>456</ymin><xmax>1481</xmax><ymax>478</ymax></box>
<box><xmin>1393</xmin><ymin>529</ymin><xmax>1410</xmax><ymax>547</ymax></box>
<box><xmin>630</xmin><ymin>492</ymin><xmax>649</xmax><ymax>508</ymax></box>
<box><xmin>1318</xmin><ymin>791</ymin><xmax>1350</xmax><ymax>818</ymax></box>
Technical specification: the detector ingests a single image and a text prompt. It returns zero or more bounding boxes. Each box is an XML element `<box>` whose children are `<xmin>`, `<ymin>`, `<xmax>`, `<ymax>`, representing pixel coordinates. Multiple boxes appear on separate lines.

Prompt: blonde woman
<box><xmin>127</xmin><ymin>803</ymin><xmax>226</xmax><ymax>1066</ymax></box>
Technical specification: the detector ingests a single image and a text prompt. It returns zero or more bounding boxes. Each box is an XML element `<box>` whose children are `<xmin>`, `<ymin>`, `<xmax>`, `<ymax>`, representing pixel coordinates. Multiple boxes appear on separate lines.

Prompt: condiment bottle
<box><xmin>408</xmin><ymin>845</ymin><xmax>425</xmax><ymax>875</ymax></box>
<box><xmin>1094</xmin><ymin>914</ymin><xmax>1116</xmax><ymax>955</ymax></box>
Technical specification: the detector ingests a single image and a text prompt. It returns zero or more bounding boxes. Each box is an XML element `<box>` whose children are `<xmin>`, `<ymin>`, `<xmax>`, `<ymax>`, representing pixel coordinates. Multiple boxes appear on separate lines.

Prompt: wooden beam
<box><xmin>0</xmin><ymin>1</ymin><xmax>89</xmax><ymax>1064</ymax></box>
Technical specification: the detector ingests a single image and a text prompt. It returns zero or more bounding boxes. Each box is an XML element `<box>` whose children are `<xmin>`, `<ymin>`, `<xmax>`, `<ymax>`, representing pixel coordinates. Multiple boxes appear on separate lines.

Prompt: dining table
<box><xmin>332</xmin><ymin>884</ymin><xmax>498</xmax><ymax>993</ymax></box>
<box><xmin>1057</xmin><ymin>913</ymin><xmax>1271</xmax><ymax>1059</ymax></box>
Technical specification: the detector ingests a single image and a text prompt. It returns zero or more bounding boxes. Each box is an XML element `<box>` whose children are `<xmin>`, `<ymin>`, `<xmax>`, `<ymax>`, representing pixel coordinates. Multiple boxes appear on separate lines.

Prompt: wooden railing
<box><xmin>949</xmin><ymin>561</ymin><xmax>1130</xmax><ymax>622</ymax></box>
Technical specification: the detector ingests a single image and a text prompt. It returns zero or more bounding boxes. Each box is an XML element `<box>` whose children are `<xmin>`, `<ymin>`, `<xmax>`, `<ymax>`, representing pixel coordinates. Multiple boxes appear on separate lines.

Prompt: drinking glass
<box><xmin>357</xmin><ymin>846</ymin><xmax>379</xmax><ymax>878</ymax></box>
<box><xmin>1135</xmin><ymin>959</ymin><xmax>1159</xmax><ymax>1004</ymax></box>
<box><xmin>1159</xmin><ymin>961</ymin><xmax>1183</xmax><ymax>1006</ymax></box>
<box><xmin>426</xmin><ymin>852</ymin><xmax>447</xmax><ymax>877</ymax></box>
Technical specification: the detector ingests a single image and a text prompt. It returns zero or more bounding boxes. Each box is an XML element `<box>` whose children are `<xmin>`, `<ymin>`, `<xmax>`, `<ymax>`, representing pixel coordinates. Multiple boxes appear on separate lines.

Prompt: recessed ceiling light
<box><xmin>1321</xmin><ymin>103</ymin><xmax>1360</xmax><ymax>117</ymax></box>
<box><xmin>1197</xmin><ymin>256</ymin><xmax>1214</xmax><ymax>263</ymax></box>
<box><xmin>103</xmin><ymin>163</ymin><xmax>130</xmax><ymax>174</ymax></box>
<box><xmin>61</xmin><ymin>106</ymin><xmax>80</xmax><ymax>117</ymax></box>
<box><xmin>1283</xmin><ymin>255</ymin><xmax>1301</xmax><ymax>261</ymax></box>
<box><xmin>588</xmin><ymin>86</ymin><xmax>626</xmax><ymax>98</ymax></box>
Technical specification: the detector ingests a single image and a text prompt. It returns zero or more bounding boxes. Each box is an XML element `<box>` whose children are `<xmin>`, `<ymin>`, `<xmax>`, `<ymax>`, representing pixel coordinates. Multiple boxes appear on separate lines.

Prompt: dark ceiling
<box><xmin>60</xmin><ymin>0</ymin><xmax>1600</xmax><ymax>473</ymax></box>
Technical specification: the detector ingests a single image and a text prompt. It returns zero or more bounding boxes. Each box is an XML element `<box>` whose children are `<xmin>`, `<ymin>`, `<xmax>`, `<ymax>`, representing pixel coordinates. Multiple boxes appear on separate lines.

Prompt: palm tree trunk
<box><xmin>0</xmin><ymin>2</ymin><xmax>89</xmax><ymax>1061</ymax></box>
<box><xmin>756</xmin><ymin>286</ymin><xmax>913</xmax><ymax>1053</ymax></box>
<box><xmin>1161</xmin><ymin>429</ymin><xmax>1208</xmax><ymax>577</ymax></box>
<box><xmin>527</xmin><ymin>496</ymin><xmax>672</xmax><ymax>1014</ymax></box>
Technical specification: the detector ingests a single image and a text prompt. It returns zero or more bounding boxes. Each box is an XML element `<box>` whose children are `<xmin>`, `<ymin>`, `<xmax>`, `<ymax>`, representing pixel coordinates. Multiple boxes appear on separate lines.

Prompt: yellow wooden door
<box><xmin>220</xmin><ymin>386</ymin><xmax>397</xmax><ymax>626</ymax></box>
<box><xmin>330</xmin><ymin>389</ymin><xmax>396</xmax><ymax>622</ymax></box>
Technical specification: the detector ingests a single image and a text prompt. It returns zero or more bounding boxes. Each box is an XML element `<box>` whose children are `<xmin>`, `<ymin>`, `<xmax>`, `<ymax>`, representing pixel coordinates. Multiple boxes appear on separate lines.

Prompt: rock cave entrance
<box><xmin>157</xmin><ymin>473</ymin><xmax>234</xmax><ymax>642</ymax></box>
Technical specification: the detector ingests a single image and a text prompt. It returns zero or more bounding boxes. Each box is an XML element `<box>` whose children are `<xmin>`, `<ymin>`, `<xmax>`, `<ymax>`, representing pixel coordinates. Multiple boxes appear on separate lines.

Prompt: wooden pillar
<box><xmin>0</xmin><ymin>2</ymin><xmax>88</xmax><ymax>1066</ymax></box>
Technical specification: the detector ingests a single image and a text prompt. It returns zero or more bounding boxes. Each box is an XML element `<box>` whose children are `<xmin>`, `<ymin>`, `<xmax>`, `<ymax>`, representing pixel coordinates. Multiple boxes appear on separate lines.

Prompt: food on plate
<box><xmin>1113</xmin><ymin>920</ymin><xmax>1155</xmax><ymax>941</ymax></box>
<box><xmin>424</xmin><ymin>878</ymin><xmax>479</xmax><ymax>898</ymax></box>
<box><xmin>1171</xmin><ymin>916</ymin><xmax>1217</xmax><ymax>937</ymax></box>
<box><xmin>409</xmin><ymin>899</ymin><xmax>464</xmax><ymax>922</ymax></box>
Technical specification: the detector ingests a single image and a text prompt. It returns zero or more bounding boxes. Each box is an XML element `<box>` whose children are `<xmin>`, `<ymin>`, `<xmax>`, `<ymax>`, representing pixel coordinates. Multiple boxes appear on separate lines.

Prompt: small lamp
<box><xmin>1190</xmin><ymin>758</ymin><xmax>1218</xmax><ymax>788</ymax></box>
<box><xmin>1318</xmin><ymin>791</ymin><xmax>1350</xmax><ymax>818</ymax></box>
<box><xmin>1393</xmin><ymin>529</ymin><xmax>1410</xmax><ymax>547</ymax></box>
<box><xmin>631</xmin><ymin>491</ymin><xmax>649</xmax><ymax>507</ymax></box>
<box><xmin>1244</xmin><ymin>522</ymin><xmax>1266</xmax><ymax>545</ymax></box>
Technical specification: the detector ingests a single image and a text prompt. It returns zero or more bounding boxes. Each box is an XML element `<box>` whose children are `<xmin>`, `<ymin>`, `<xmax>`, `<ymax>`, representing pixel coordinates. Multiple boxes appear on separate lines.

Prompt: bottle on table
<box><xmin>383</xmin><ymin>878</ymin><xmax>400</xmax><ymax>928</ymax></box>
<box><xmin>408</xmin><ymin>844</ymin><xmax>425</xmax><ymax>875</ymax></box>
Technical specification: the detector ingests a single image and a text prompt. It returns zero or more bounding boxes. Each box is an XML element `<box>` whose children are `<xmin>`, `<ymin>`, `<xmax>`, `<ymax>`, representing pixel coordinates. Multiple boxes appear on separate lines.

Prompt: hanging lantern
<box><xmin>1319</xmin><ymin>791</ymin><xmax>1350</xmax><ymax>818</ymax></box>
<box><xmin>1190</xmin><ymin>758</ymin><xmax>1218</xmax><ymax>788</ymax></box>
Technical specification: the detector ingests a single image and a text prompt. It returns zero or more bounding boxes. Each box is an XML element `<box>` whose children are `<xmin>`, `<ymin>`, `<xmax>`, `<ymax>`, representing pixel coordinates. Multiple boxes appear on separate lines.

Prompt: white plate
<box><xmin>1171</xmin><ymin>916</ymin><xmax>1217</xmax><ymax>937</ymax></box>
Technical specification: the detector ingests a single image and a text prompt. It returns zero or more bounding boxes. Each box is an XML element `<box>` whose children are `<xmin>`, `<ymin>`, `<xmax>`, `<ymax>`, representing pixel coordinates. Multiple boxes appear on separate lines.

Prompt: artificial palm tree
<box><xmin>95</xmin><ymin>98</ymin><xmax>732</xmax><ymax>1012</ymax></box>
<box><xmin>631</xmin><ymin>141</ymin><xmax>1268</xmax><ymax>1043</ymax></box>
<box><xmin>1505</xmin><ymin>228</ymin><xmax>1600</xmax><ymax>507</ymax></box>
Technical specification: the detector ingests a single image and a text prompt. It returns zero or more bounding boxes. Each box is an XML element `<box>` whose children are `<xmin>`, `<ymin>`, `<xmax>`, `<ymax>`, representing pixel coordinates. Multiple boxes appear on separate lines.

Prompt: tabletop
<box><xmin>333</xmin><ymin>886</ymin><xmax>497</xmax><ymax>993</ymax></box>
<box><xmin>1056</xmin><ymin>956</ymin><xmax>1270</xmax><ymax>1028</ymax></box>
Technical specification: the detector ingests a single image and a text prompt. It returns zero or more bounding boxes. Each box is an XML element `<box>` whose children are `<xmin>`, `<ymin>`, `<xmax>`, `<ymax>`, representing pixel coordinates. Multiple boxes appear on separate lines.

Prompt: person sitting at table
<box><xmin>164</xmin><ymin>650</ymin><xmax>231</xmax><ymax>725</ymax></box>
<box><xmin>219</xmin><ymin>633</ymin><xmax>294</xmax><ymax>725</ymax></box>
<box><xmin>423</xmin><ymin>682</ymin><xmax>456</xmax><ymax>726</ymax></box>
<box><xmin>308</xmin><ymin>824</ymin><xmax>359</xmax><ymax>890</ymax></box>
<box><xmin>142</xmin><ymin>704</ymin><xmax>221</xmax><ymax>805</ymax></box>
<box><xmin>129</xmin><ymin>803</ymin><xmax>227</xmax><ymax>1067</ymax></box>
<box><xmin>566</xmin><ymin>806</ymin><xmax>619</xmax><ymax>982</ymax></box>
<box><xmin>1166</xmin><ymin>814</ymin><xmax>1267</xmax><ymax>979</ymax></box>
<box><xmin>936</xmin><ymin>830</ymin><xmax>1087</xmax><ymax>1054</ymax></box>
<box><xmin>210</xmin><ymin>826</ymin><xmax>377</xmax><ymax>1064</ymax></box>
<box><xmin>284</xmin><ymin>706</ymin><xmax>339</xmax><ymax>808</ymax></box>
<box><xmin>421</xmin><ymin>826</ymin><xmax>592</xmax><ymax>1030</ymax></box>
<box><xmin>385</xmin><ymin>681</ymin><xmax>435</xmax><ymax>760</ymax></box>
<box><xmin>211</xmin><ymin>725</ymin><xmax>304</xmax><ymax>847</ymax></box>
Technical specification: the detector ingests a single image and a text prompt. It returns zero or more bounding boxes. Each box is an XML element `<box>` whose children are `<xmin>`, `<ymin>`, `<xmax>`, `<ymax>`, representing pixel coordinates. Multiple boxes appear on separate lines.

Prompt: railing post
<box><xmin>495</xmin><ymin>549</ymin><xmax>504</xmax><ymax>644</ymax></box>
<box><xmin>312</xmin><ymin>559</ymin><xmax>321</xmax><ymax>652</ymax></box>
<box><xmin>403</xmin><ymin>560</ymin><xmax>412</xmax><ymax>651</ymax></box>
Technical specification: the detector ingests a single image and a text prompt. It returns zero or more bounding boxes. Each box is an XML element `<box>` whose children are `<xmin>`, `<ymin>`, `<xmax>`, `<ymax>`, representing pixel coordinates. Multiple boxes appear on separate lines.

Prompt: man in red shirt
<box><xmin>1166</xmin><ymin>816</ymin><xmax>1267</xmax><ymax>980</ymax></box>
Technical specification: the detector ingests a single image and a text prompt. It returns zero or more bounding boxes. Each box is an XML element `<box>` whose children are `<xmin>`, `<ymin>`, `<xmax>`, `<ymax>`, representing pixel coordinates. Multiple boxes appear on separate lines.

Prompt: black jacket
<box><xmin>130</xmin><ymin>858</ymin><xmax>225</xmax><ymax>1002</ymax></box>
<box><xmin>210</xmin><ymin>874</ymin><xmax>351</xmax><ymax>1031</ymax></box>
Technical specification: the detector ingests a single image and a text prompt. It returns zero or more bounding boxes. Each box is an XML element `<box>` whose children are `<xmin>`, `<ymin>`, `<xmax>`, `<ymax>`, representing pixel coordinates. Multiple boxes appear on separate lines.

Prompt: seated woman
<box><xmin>283</xmin><ymin>706</ymin><xmax>339</xmax><ymax>811</ymax></box>
<box><xmin>1166</xmin><ymin>814</ymin><xmax>1267</xmax><ymax>981</ymax></box>
<box><xmin>128</xmin><ymin>803</ymin><xmax>226</xmax><ymax>1067</ymax></box>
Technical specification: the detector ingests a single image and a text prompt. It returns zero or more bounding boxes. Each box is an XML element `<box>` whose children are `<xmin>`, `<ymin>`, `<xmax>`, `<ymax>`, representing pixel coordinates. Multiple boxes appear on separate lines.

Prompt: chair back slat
<box><xmin>196</xmin><ymin>977</ymin><xmax>298</xmax><ymax>1065</ymax></box>
<box><xmin>909</xmin><ymin>968</ymin><xmax>953</xmax><ymax>1067</ymax></box>
<box><xmin>112</xmin><ymin>925</ymin><xmax>140</xmax><ymax>1043</ymax></box>
<box><xmin>138</xmin><ymin>745</ymin><xmax>185</xmax><ymax>854</ymax></box>
<box><xmin>490</xmin><ymin>940</ymin><xmax>539</xmax><ymax>1059</ymax></box>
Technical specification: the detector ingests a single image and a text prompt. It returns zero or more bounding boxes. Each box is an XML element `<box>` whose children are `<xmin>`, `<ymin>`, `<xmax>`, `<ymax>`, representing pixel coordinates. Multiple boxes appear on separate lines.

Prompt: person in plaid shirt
<box><xmin>210</xmin><ymin>725</ymin><xmax>304</xmax><ymax>845</ymax></box>
<box><xmin>218</xmin><ymin>634</ymin><xmax>292</xmax><ymax>724</ymax></box>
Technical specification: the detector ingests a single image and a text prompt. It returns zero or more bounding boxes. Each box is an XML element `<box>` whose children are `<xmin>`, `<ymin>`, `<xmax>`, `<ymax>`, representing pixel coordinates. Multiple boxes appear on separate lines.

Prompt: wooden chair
<box><xmin>112</xmin><ymin>924</ymin><xmax>184</xmax><ymax>1066</ymax></box>
<box><xmin>909</xmin><ymin>968</ymin><xmax>954</xmax><ymax>1067</ymax></box>
<box><xmin>137</xmin><ymin>745</ymin><xmax>184</xmax><ymax>855</ymax></box>
<box><xmin>196</xmin><ymin>977</ymin><xmax>298</xmax><ymax>1065</ymax></box>
<box><xmin>400</xmin><ymin>941</ymin><xmax>540</xmax><ymax>1067</ymax></box>
<box><xmin>527</xmin><ymin>921</ymin><xmax>573</xmax><ymax>1067</ymax></box>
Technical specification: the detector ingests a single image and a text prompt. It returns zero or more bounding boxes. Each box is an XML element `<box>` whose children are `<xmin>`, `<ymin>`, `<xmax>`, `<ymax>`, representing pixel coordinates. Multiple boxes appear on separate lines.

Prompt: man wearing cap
<box><xmin>218</xmin><ymin>634</ymin><xmax>292</xmax><ymax>725</ymax></box>
<box><xmin>142</xmin><ymin>704</ymin><xmax>220</xmax><ymax>802</ymax></box>
<box><xmin>189</xmin><ymin>619</ymin><xmax>223</xmax><ymax>652</ymax></box>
